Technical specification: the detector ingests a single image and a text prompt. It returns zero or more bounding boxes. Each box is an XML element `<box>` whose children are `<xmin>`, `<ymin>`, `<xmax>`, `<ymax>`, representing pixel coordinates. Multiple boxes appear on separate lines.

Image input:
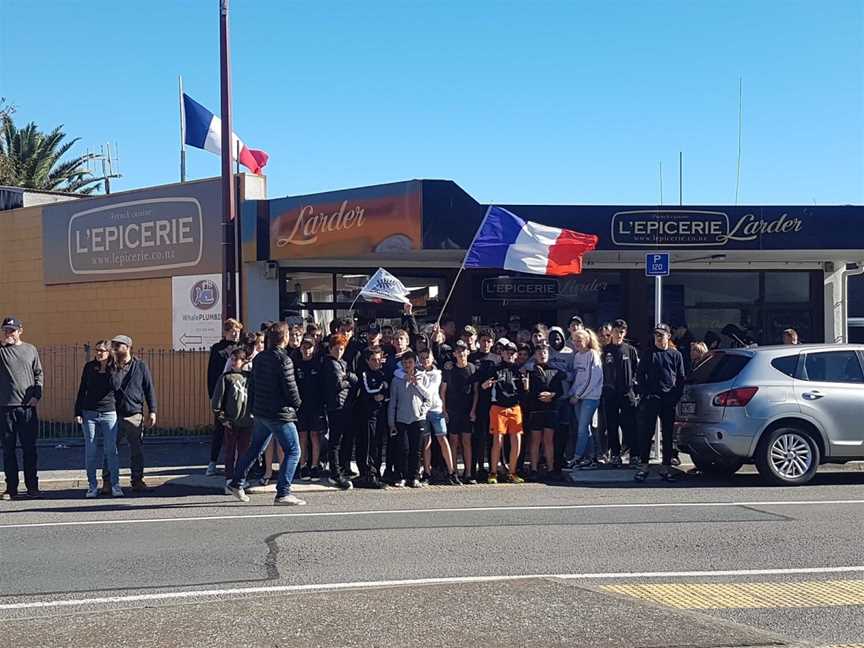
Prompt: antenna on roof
<box><xmin>735</xmin><ymin>77</ymin><xmax>743</xmax><ymax>205</ymax></box>
<box><xmin>85</xmin><ymin>142</ymin><xmax>122</xmax><ymax>194</ymax></box>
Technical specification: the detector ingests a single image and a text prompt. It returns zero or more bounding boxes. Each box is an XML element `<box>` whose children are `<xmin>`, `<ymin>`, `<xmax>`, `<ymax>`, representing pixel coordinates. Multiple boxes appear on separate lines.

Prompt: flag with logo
<box><xmin>357</xmin><ymin>268</ymin><xmax>411</xmax><ymax>304</ymax></box>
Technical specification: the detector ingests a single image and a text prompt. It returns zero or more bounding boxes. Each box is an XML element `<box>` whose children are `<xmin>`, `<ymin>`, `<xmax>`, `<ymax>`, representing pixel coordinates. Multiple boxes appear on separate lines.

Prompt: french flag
<box><xmin>182</xmin><ymin>93</ymin><xmax>269</xmax><ymax>175</ymax></box>
<box><xmin>464</xmin><ymin>206</ymin><xmax>598</xmax><ymax>276</ymax></box>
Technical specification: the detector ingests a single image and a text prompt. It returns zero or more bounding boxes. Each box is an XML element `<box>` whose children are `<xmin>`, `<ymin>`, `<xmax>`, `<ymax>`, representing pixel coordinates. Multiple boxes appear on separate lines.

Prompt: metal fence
<box><xmin>37</xmin><ymin>345</ymin><xmax>212</xmax><ymax>439</ymax></box>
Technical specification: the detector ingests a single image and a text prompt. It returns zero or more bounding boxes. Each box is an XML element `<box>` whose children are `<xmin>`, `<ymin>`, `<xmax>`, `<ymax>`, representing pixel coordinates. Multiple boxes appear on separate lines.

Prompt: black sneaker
<box><xmin>670</xmin><ymin>456</ymin><xmax>682</xmax><ymax>467</ymax></box>
<box><xmin>300</xmin><ymin>465</ymin><xmax>311</xmax><ymax>480</ymax></box>
<box><xmin>336</xmin><ymin>476</ymin><xmax>353</xmax><ymax>490</ymax></box>
<box><xmin>634</xmin><ymin>469</ymin><xmax>650</xmax><ymax>482</ymax></box>
<box><xmin>406</xmin><ymin>480</ymin><xmax>421</xmax><ymax>489</ymax></box>
<box><xmin>309</xmin><ymin>465</ymin><xmax>323</xmax><ymax>479</ymax></box>
<box><xmin>25</xmin><ymin>489</ymin><xmax>42</xmax><ymax>499</ymax></box>
<box><xmin>660</xmin><ymin>471</ymin><xmax>678</xmax><ymax>483</ymax></box>
<box><xmin>527</xmin><ymin>470</ymin><xmax>540</xmax><ymax>482</ymax></box>
<box><xmin>1</xmin><ymin>490</ymin><xmax>16</xmax><ymax>501</ymax></box>
<box><xmin>447</xmin><ymin>473</ymin><xmax>462</xmax><ymax>486</ymax></box>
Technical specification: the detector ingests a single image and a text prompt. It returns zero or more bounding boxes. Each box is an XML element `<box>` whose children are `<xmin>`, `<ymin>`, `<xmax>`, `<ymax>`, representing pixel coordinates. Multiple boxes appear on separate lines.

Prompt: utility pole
<box><xmin>219</xmin><ymin>0</ymin><xmax>237</xmax><ymax>321</ymax></box>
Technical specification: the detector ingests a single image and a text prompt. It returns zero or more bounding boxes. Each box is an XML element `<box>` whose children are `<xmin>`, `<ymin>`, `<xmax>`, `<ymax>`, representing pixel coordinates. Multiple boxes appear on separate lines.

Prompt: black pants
<box><xmin>394</xmin><ymin>421</ymin><xmax>426</xmax><ymax>482</ymax></box>
<box><xmin>357</xmin><ymin>407</ymin><xmax>388</xmax><ymax>478</ymax></box>
<box><xmin>604</xmin><ymin>391</ymin><xmax>638</xmax><ymax>457</ymax></box>
<box><xmin>327</xmin><ymin>409</ymin><xmax>351</xmax><ymax>479</ymax></box>
<box><xmin>471</xmin><ymin>407</ymin><xmax>490</xmax><ymax>475</ymax></box>
<box><xmin>639</xmin><ymin>394</ymin><xmax>677</xmax><ymax>465</ymax></box>
<box><xmin>1</xmin><ymin>406</ymin><xmax>38</xmax><ymax>493</ymax></box>
<box><xmin>209</xmin><ymin>415</ymin><xmax>224</xmax><ymax>464</ymax></box>
<box><xmin>339</xmin><ymin>403</ymin><xmax>361</xmax><ymax>474</ymax></box>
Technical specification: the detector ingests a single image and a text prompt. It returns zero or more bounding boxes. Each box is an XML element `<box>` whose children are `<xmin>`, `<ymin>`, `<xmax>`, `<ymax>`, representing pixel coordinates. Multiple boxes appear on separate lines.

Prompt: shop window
<box><xmin>764</xmin><ymin>272</ymin><xmax>809</xmax><ymax>303</ymax></box>
<box><xmin>336</xmin><ymin>273</ymin><xmax>444</xmax><ymax>314</ymax></box>
<box><xmin>661</xmin><ymin>272</ymin><xmax>759</xmax><ymax>307</ymax></box>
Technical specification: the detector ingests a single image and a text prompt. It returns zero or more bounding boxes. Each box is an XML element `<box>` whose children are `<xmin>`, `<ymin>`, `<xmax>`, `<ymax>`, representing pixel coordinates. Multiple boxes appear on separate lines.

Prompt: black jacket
<box><xmin>74</xmin><ymin>360</ymin><xmax>116</xmax><ymax>417</ymax></box>
<box><xmin>295</xmin><ymin>357</ymin><xmax>325</xmax><ymax>418</ymax></box>
<box><xmin>527</xmin><ymin>363</ymin><xmax>564</xmax><ymax>412</ymax></box>
<box><xmin>112</xmin><ymin>358</ymin><xmax>157</xmax><ymax>417</ymax></box>
<box><xmin>601</xmin><ymin>342</ymin><xmax>639</xmax><ymax>397</ymax></box>
<box><xmin>359</xmin><ymin>367</ymin><xmax>389</xmax><ymax>413</ymax></box>
<box><xmin>637</xmin><ymin>346</ymin><xmax>686</xmax><ymax>400</ymax></box>
<box><xmin>249</xmin><ymin>347</ymin><xmax>302</xmax><ymax>422</ymax></box>
<box><xmin>207</xmin><ymin>339</ymin><xmax>237</xmax><ymax>398</ymax></box>
<box><xmin>322</xmin><ymin>356</ymin><xmax>357</xmax><ymax>412</ymax></box>
<box><xmin>486</xmin><ymin>362</ymin><xmax>525</xmax><ymax>409</ymax></box>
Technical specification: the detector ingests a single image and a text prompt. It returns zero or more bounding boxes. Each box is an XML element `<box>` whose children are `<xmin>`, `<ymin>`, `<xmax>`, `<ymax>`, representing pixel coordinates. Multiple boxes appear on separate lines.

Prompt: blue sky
<box><xmin>2</xmin><ymin>0</ymin><xmax>862</xmax><ymax>205</ymax></box>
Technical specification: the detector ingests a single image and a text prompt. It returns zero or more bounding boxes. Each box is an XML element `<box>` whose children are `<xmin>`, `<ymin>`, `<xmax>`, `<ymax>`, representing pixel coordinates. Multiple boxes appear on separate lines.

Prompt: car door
<box><xmin>793</xmin><ymin>350</ymin><xmax>864</xmax><ymax>458</ymax></box>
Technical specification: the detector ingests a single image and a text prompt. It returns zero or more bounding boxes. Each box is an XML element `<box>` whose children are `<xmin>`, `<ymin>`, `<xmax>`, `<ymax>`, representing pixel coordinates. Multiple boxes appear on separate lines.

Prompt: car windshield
<box><xmin>687</xmin><ymin>352</ymin><xmax>752</xmax><ymax>384</ymax></box>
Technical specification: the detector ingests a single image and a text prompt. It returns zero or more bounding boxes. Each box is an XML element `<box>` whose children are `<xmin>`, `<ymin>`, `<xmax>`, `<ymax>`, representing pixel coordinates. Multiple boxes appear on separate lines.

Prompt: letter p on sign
<box><xmin>645</xmin><ymin>252</ymin><xmax>670</xmax><ymax>277</ymax></box>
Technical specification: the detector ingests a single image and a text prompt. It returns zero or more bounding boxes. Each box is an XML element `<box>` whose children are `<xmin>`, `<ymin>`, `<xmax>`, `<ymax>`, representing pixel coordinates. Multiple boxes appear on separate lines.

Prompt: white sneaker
<box><xmin>205</xmin><ymin>462</ymin><xmax>217</xmax><ymax>477</ymax></box>
<box><xmin>230</xmin><ymin>486</ymin><xmax>250</xmax><ymax>503</ymax></box>
<box><xmin>85</xmin><ymin>487</ymin><xmax>99</xmax><ymax>499</ymax></box>
<box><xmin>274</xmin><ymin>494</ymin><xmax>306</xmax><ymax>506</ymax></box>
<box><xmin>111</xmin><ymin>486</ymin><xmax>124</xmax><ymax>497</ymax></box>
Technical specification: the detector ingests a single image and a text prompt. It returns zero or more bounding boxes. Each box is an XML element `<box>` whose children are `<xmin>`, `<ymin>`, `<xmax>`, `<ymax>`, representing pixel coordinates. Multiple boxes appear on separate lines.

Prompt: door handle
<box><xmin>802</xmin><ymin>391</ymin><xmax>824</xmax><ymax>400</ymax></box>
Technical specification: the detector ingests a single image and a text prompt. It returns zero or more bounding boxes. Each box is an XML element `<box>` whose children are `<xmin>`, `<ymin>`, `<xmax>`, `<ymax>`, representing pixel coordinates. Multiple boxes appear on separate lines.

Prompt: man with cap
<box><xmin>601</xmin><ymin>319</ymin><xmax>640</xmax><ymax>467</ymax></box>
<box><xmin>634</xmin><ymin>323</ymin><xmax>686</xmax><ymax>482</ymax></box>
<box><xmin>0</xmin><ymin>317</ymin><xmax>43</xmax><ymax>499</ymax></box>
<box><xmin>104</xmin><ymin>335</ymin><xmax>157</xmax><ymax>493</ymax></box>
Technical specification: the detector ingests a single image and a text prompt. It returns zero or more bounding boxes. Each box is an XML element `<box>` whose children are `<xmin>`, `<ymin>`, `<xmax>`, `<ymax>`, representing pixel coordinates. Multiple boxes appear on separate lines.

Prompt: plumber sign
<box><xmin>172</xmin><ymin>273</ymin><xmax>223</xmax><ymax>350</ymax></box>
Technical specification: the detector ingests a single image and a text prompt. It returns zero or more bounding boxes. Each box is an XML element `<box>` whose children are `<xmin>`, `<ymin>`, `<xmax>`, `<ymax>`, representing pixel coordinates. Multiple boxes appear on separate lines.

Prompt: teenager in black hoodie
<box><xmin>295</xmin><ymin>336</ymin><xmax>325</xmax><ymax>480</ymax></box>
<box><xmin>481</xmin><ymin>340</ymin><xmax>527</xmax><ymax>484</ymax></box>
<box><xmin>602</xmin><ymin>319</ymin><xmax>640</xmax><ymax>466</ymax></box>
<box><xmin>322</xmin><ymin>334</ymin><xmax>357</xmax><ymax>490</ymax></box>
<box><xmin>526</xmin><ymin>343</ymin><xmax>564</xmax><ymax>480</ymax></box>
<box><xmin>357</xmin><ymin>346</ymin><xmax>389</xmax><ymax>489</ymax></box>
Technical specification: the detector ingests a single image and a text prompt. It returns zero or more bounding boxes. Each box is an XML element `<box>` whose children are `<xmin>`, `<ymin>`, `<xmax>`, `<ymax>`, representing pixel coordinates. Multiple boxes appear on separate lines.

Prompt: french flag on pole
<box><xmin>464</xmin><ymin>206</ymin><xmax>598</xmax><ymax>276</ymax></box>
<box><xmin>182</xmin><ymin>93</ymin><xmax>269</xmax><ymax>175</ymax></box>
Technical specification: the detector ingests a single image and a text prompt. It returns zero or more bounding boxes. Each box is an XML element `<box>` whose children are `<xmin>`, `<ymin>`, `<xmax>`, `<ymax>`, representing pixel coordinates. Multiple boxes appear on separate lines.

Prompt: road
<box><xmin>1</xmin><ymin>471</ymin><xmax>863</xmax><ymax>647</ymax></box>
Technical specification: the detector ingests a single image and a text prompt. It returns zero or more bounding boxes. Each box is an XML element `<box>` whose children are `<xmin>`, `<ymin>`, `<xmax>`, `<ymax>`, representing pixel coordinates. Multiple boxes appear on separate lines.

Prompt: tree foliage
<box><xmin>0</xmin><ymin>106</ymin><xmax>101</xmax><ymax>195</ymax></box>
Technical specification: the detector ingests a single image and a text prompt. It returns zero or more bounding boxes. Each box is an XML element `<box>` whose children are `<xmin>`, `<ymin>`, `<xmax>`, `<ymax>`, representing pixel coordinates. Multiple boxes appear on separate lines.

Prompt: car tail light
<box><xmin>712</xmin><ymin>387</ymin><xmax>759</xmax><ymax>407</ymax></box>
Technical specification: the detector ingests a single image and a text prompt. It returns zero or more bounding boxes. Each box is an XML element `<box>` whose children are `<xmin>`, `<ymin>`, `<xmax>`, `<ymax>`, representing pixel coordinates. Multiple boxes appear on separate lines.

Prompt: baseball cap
<box><xmin>367</xmin><ymin>323</ymin><xmax>381</xmax><ymax>334</ymax></box>
<box><xmin>502</xmin><ymin>341</ymin><xmax>518</xmax><ymax>352</ymax></box>
<box><xmin>453</xmin><ymin>339</ymin><xmax>469</xmax><ymax>351</ymax></box>
<box><xmin>301</xmin><ymin>336</ymin><xmax>316</xmax><ymax>348</ymax></box>
<box><xmin>569</xmin><ymin>315</ymin><xmax>584</xmax><ymax>327</ymax></box>
<box><xmin>111</xmin><ymin>334</ymin><xmax>133</xmax><ymax>347</ymax></box>
<box><xmin>496</xmin><ymin>337</ymin><xmax>512</xmax><ymax>347</ymax></box>
<box><xmin>654</xmin><ymin>323</ymin><xmax>672</xmax><ymax>336</ymax></box>
<box><xmin>2</xmin><ymin>317</ymin><xmax>22</xmax><ymax>330</ymax></box>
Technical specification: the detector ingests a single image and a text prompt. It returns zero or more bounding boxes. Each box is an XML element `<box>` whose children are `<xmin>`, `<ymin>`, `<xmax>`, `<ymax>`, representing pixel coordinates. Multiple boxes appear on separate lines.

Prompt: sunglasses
<box><xmin>95</xmin><ymin>348</ymin><xmax>110</xmax><ymax>353</ymax></box>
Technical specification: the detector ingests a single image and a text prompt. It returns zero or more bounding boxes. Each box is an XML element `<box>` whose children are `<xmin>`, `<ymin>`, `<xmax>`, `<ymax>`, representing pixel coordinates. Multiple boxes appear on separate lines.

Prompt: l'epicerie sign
<box><xmin>611</xmin><ymin>209</ymin><xmax>803</xmax><ymax>247</ymax></box>
<box><xmin>268</xmin><ymin>180</ymin><xmax>422</xmax><ymax>259</ymax></box>
<box><xmin>43</xmin><ymin>179</ymin><xmax>222</xmax><ymax>284</ymax></box>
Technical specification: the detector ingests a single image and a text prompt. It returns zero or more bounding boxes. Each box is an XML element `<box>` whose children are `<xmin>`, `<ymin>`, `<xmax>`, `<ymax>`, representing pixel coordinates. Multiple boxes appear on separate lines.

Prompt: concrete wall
<box><xmin>0</xmin><ymin>205</ymin><xmax>173</xmax><ymax>348</ymax></box>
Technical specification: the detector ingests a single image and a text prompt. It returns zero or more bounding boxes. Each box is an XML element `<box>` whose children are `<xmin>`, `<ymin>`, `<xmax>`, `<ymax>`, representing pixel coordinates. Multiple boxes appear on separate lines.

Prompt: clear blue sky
<box><xmin>2</xmin><ymin>0</ymin><xmax>862</xmax><ymax>205</ymax></box>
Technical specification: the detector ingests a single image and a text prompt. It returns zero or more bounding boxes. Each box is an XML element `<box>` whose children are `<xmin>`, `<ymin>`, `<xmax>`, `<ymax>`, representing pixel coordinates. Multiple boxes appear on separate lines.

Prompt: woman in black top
<box><xmin>74</xmin><ymin>341</ymin><xmax>122</xmax><ymax>498</ymax></box>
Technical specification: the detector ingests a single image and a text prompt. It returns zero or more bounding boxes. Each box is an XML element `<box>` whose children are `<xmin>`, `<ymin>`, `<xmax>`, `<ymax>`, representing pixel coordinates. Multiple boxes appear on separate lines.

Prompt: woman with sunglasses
<box><xmin>74</xmin><ymin>341</ymin><xmax>123</xmax><ymax>498</ymax></box>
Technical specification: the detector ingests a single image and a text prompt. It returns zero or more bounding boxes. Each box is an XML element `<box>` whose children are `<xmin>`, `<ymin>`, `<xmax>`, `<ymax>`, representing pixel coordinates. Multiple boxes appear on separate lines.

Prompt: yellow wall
<box><xmin>0</xmin><ymin>204</ymin><xmax>174</xmax><ymax>349</ymax></box>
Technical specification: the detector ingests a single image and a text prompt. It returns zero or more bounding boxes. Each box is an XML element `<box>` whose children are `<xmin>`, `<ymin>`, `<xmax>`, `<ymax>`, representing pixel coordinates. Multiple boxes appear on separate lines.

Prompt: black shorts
<box><xmin>528</xmin><ymin>410</ymin><xmax>556</xmax><ymax>431</ymax></box>
<box><xmin>297</xmin><ymin>411</ymin><xmax>326</xmax><ymax>433</ymax></box>
<box><xmin>447</xmin><ymin>410</ymin><xmax>472</xmax><ymax>436</ymax></box>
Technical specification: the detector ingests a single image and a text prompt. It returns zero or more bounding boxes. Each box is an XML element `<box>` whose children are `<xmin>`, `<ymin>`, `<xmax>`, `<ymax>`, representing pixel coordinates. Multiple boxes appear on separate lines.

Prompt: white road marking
<box><xmin>0</xmin><ymin>499</ymin><xmax>862</xmax><ymax>530</ymax></box>
<box><xmin>1</xmin><ymin>566</ymin><xmax>863</xmax><ymax>612</ymax></box>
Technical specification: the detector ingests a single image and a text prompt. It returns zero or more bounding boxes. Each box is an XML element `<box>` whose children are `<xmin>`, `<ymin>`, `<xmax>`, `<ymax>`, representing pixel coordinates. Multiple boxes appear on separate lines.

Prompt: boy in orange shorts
<box><xmin>480</xmin><ymin>339</ymin><xmax>528</xmax><ymax>484</ymax></box>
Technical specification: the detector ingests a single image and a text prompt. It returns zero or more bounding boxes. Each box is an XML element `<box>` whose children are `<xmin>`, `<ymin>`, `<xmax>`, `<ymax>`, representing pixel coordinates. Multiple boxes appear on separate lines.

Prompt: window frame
<box><xmin>800</xmin><ymin>350</ymin><xmax>864</xmax><ymax>384</ymax></box>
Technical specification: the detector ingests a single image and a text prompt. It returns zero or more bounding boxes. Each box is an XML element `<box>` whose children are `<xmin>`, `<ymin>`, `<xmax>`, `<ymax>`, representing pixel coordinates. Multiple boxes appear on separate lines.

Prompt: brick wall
<box><xmin>0</xmin><ymin>205</ymin><xmax>174</xmax><ymax>349</ymax></box>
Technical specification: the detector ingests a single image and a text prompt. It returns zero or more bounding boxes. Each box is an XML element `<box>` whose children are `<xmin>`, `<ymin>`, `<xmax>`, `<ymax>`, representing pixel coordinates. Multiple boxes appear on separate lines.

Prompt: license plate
<box><xmin>679</xmin><ymin>401</ymin><xmax>696</xmax><ymax>416</ymax></box>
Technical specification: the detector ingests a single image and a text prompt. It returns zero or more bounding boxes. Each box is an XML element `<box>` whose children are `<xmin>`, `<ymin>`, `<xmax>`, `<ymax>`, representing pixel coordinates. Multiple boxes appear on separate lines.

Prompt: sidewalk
<box><xmin>1</xmin><ymin>439</ymin><xmax>337</xmax><ymax>493</ymax></box>
<box><xmin>3</xmin><ymin>439</ymin><xmax>863</xmax><ymax>492</ymax></box>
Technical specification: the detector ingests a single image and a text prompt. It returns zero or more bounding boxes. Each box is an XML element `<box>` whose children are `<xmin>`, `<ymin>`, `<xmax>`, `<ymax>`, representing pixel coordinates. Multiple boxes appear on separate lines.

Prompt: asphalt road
<box><xmin>1</xmin><ymin>473</ymin><xmax>863</xmax><ymax>647</ymax></box>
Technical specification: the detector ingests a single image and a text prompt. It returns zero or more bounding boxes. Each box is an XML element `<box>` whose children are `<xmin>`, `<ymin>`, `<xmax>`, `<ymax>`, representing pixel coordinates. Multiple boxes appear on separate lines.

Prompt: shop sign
<box><xmin>171</xmin><ymin>273</ymin><xmax>223</xmax><ymax>350</ymax></box>
<box><xmin>269</xmin><ymin>180</ymin><xmax>422</xmax><ymax>259</ymax></box>
<box><xmin>481</xmin><ymin>276</ymin><xmax>558</xmax><ymax>301</ymax></box>
<box><xmin>42</xmin><ymin>180</ymin><xmax>222</xmax><ymax>284</ymax></box>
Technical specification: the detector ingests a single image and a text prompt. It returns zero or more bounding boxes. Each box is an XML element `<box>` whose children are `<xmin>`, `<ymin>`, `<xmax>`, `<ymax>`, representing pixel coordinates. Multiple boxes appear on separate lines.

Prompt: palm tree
<box><xmin>0</xmin><ymin>113</ymin><xmax>101</xmax><ymax>195</ymax></box>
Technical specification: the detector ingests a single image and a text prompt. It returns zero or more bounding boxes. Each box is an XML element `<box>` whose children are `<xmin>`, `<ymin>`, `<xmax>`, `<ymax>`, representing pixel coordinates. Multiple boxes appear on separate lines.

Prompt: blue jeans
<box><xmin>81</xmin><ymin>410</ymin><xmax>119</xmax><ymax>489</ymax></box>
<box><xmin>231</xmin><ymin>418</ymin><xmax>300</xmax><ymax>497</ymax></box>
<box><xmin>570</xmin><ymin>399</ymin><xmax>600</xmax><ymax>462</ymax></box>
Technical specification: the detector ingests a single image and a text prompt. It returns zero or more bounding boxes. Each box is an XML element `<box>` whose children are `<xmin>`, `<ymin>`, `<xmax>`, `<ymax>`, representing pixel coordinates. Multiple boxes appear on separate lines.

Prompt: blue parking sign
<box><xmin>645</xmin><ymin>253</ymin><xmax>670</xmax><ymax>276</ymax></box>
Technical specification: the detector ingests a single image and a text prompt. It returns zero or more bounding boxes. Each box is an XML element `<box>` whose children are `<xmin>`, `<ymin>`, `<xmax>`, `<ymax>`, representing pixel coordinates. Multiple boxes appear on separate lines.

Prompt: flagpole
<box><xmin>435</xmin><ymin>205</ymin><xmax>492</xmax><ymax>327</ymax></box>
<box><xmin>219</xmin><ymin>0</ymin><xmax>238</xmax><ymax>321</ymax></box>
<box><xmin>178</xmin><ymin>75</ymin><xmax>187</xmax><ymax>183</ymax></box>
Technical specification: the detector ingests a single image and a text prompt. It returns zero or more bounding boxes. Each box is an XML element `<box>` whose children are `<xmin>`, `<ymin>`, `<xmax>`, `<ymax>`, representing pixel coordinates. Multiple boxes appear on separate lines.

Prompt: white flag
<box><xmin>358</xmin><ymin>268</ymin><xmax>411</xmax><ymax>304</ymax></box>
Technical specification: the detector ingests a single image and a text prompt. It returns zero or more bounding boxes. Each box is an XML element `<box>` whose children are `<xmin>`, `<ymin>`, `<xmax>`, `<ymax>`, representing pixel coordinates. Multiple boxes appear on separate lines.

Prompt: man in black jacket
<box><xmin>634</xmin><ymin>324</ymin><xmax>686</xmax><ymax>483</ymax></box>
<box><xmin>206</xmin><ymin>318</ymin><xmax>243</xmax><ymax>476</ymax></box>
<box><xmin>228</xmin><ymin>322</ymin><xmax>305</xmax><ymax>506</ymax></box>
<box><xmin>601</xmin><ymin>319</ymin><xmax>640</xmax><ymax>467</ymax></box>
<box><xmin>356</xmin><ymin>346</ymin><xmax>389</xmax><ymax>489</ymax></box>
<box><xmin>322</xmin><ymin>334</ymin><xmax>357</xmax><ymax>490</ymax></box>
<box><xmin>104</xmin><ymin>335</ymin><xmax>157</xmax><ymax>493</ymax></box>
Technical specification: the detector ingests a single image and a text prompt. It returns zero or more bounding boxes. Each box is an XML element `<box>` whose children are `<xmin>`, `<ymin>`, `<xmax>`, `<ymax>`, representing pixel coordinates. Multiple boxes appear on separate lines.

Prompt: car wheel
<box><xmin>690</xmin><ymin>454</ymin><xmax>744</xmax><ymax>478</ymax></box>
<box><xmin>755</xmin><ymin>426</ymin><xmax>820</xmax><ymax>486</ymax></box>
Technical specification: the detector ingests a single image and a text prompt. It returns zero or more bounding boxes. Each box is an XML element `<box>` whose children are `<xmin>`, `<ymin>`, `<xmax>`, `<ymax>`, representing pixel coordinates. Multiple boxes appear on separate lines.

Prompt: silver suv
<box><xmin>674</xmin><ymin>344</ymin><xmax>864</xmax><ymax>485</ymax></box>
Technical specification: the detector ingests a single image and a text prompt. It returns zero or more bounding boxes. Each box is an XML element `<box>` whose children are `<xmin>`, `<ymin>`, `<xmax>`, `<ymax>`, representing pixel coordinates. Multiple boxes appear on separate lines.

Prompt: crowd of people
<box><xmin>0</xmin><ymin>307</ymin><xmax>802</xmax><ymax>504</ymax></box>
<box><xmin>203</xmin><ymin>304</ymin><xmax>702</xmax><ymax>506</ymax></box>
